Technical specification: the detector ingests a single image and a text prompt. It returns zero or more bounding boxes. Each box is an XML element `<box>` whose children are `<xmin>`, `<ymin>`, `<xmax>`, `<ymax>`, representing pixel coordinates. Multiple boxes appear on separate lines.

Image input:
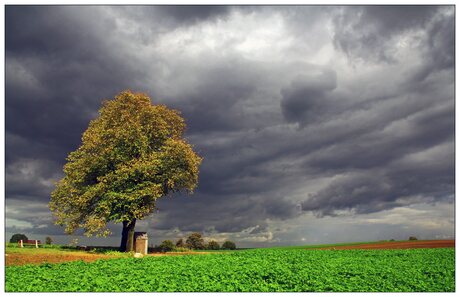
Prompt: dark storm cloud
<box><xmin>6</xmin><ymin>6</ymin><xmax>145</xmax><ymax>163</ymax></box>
<box><xmin>306</xmin><ymin>99</ymin><xmax>454</xmax><ymax>171</ymax></box>
<box><xmin>153</xmin><ymin>192</ymin><xmax>300</xmax><ymax>233</ymax></box>
<box><xmin>155</xmin><ymin>5</ymin><xmax>231</xmax><ymax>24</ymax></box>
<box><xmin>302</xmin><ymin>140</ymin><xmax>454</xmax><ymax>216</ymax></box>
<box><xmin>280</xmin><ymin>68</ymin><xmax>338</xmax><ymax>125</ymax></box>
<box><xmin>163</xmin><ymin>58</ymin><xmax>259</xmax><ymax>133</ymax></box>
<box><xmin>412</xmin><ymin>10</ymin><xmax>455</xmax><ymax>82</ymax></box>
<box><xmin>5</xmin><ymin>5</ymin><xmax>454</xmax><ymax>243</ymax></box>
<box><xmin>333</xmin><ymin>6</ymin><xmax>442</xmax><ymax>63</ymax></box>
<box><xmin>6</xmin><ymin>158</ymin><xmax>61</xmax><ymax>199</ymax></box>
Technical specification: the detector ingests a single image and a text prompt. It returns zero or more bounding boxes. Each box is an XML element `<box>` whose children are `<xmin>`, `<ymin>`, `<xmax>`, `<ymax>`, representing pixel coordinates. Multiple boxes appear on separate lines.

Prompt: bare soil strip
<box><xmin>5</xmin><ymin>252</ymin><xmax>117</xmax><ymax>266</ymax></box>
<box><xmin>5</xmin><ymin>251</ymin><xmax>212</xmax><ymax>266</ymax></box>
<box><xmin>318</xmin><ymin>240</ymin><xmax>455</xmax><ymax>250</ymax></box>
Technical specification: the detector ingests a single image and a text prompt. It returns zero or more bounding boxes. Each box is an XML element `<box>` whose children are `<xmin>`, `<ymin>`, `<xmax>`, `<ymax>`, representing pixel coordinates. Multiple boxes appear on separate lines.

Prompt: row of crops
<box><xmin>5</xmin><ymin>248</ymin><xmax>455</xmax><ymax>292</ymax></box>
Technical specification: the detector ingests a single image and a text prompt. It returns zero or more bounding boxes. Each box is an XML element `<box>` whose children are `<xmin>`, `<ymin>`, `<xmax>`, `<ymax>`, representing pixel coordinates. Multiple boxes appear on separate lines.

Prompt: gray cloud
<box><xmin>154</xmin><ymin>5</ymin><xmax>231</xmax><ymax>24</ymax></box>
<box><xmin>280</xmin><ymin>68</ymin><xmax>338</xmax><ymax>125</ymax></box>
<box><xmin>333</xmin><ymin>6</ymin><xmax>441</xmax><ymax>63</ymax></box>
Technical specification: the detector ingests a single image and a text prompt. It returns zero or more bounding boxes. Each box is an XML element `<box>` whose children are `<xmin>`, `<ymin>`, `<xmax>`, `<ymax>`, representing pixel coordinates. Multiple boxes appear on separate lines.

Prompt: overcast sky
<box><xmin>5</xmin><ymin>5</ymin><xmax>454</xmax><ymax>247</ymax></box>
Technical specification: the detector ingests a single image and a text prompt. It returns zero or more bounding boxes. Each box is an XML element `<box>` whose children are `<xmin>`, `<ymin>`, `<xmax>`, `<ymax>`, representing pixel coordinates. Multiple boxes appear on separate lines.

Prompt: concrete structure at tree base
<box><xmin>134</xmin><ymin>232</ymin><xmax>148</xmax><ymax>255</ymax></box>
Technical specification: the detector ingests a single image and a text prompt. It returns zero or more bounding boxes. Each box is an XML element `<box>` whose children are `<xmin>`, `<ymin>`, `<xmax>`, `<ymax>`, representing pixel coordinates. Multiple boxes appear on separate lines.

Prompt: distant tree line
<box><xmin>154</xmin><ymin>232</ymin><xmax>236</xmax><ymax>252</ymax></box>
<box><xmin>9</xmin><ymin>233</ymin><xmax>53</xmax><ymax>245</ymax></box>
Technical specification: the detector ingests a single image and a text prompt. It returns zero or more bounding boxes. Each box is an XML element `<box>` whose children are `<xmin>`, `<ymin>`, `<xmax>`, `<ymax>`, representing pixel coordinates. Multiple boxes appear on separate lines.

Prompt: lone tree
<box><xmin>186</xmin><ymin>232</ymin><xmax>205</xmax><ymax>250</ymax></box>
<box><xmin>222</xmin><ymin>240</ymin><xmax>236</xmax><ymax>250</ymax></box>
<box><xmin>50</xmin><ymin>91</ymin><xmax>202</xmax><ymax>252</ymax></box>
<box><xmin>45</xmin><ymin>236</ymin><xmax>53</xmax><ymax>245</ymax></box>
<box><xmin>159</xmin><ymin>240</ymin><xmax>175</xmax><ymax>252</ymax></box>
<box><xmin>175</xmin><ymin>238</ymin><xmax>185</xmax><ymax>248</ymax></box>
<box><xmin>207</xmin><ymin>240</ymin><xmax>220</xmax><ymax>250</ymax></box>
<box><xmin>10</xmin><ymin>233</ymin><xmax>28</xmax><ymax>243</ymax></box>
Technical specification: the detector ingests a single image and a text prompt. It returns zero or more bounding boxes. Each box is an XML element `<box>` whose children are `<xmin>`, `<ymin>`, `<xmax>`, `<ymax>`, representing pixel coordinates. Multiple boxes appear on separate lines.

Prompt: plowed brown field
<box><xmin>318</xmin><ymin>240</ymin><xmax>455</xmax><ymax>250</ymax></box>
<box><xmin>5</xmin><ymin>250</ymin><xmax>212</xmax><ymax>266</ymax></box>
<box><xmin>5</xmin><ymin>252</ymin><xmax>117</xmax><ymax>266</ymax></box>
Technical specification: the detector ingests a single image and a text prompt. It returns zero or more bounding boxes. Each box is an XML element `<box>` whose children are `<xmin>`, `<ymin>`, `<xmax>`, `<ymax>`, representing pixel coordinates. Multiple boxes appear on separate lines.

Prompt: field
<box><xmin>5</xmin><ymin>240</ymin><xmax>455</xmax><ymax>292</ymax></box>
<box><xmin>5</xmin><ymin>246</ymin><xmax>214</xmax><ymax>266</ymax></box>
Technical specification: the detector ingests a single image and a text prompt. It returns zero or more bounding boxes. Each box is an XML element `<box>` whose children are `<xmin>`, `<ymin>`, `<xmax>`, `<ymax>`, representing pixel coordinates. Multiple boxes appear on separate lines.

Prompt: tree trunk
<box><xmin>119</xmin><ymin>219</ymin><xmax>136</xmax><ymax>252</ymax></box>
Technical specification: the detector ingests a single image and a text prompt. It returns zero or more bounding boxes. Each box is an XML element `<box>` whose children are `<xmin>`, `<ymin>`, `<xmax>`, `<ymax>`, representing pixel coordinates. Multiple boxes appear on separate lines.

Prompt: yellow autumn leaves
<box><xmin>50</xmin><ymin>90</ymin><xmax>202</xmax><ymax>237</ymax></box>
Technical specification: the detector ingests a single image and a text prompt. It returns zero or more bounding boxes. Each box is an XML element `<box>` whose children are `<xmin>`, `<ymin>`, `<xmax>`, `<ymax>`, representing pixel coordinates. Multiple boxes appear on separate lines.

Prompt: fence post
<box><xmin>19</xmin><ymin>240</ymin><xmax>23</xmax><ymax>248</ymax></box>
<box><xmin>35</xmin><ymin>240</ymin><xmax>38</xmax><ymax>248</ymax></box>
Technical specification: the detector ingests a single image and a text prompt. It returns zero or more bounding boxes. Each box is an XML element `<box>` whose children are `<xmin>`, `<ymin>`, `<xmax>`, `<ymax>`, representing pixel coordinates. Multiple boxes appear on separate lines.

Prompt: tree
<box><xmin>222</xmin><ymin>240</ymin><xmax>236</xmax><ymax>250</ymax></box>
<box><xmin>159</xmin><ymin>240</ymin><xmax>174</xmax><ymax>252</ymax></box>
<box><xmin>49</xmin><ymin>91</ymin><xmax>202</xmax><ymax>252</ymax></box>
<box><xmin>186</xmin><ymin>232</ymin><xmax>205</xmax><ymax>250</ymax></box>
<box><xmin>175</xmin><ymin>238</ymin><xmax>185</xmax><ymax>248</ymax></box>
<box><xmin>45</xmin><ymin>236</ymin><xmax>53</xmax><ymax>245</ymax></box>
<box><xmin>409</xmin><ymin>236</ymin><xmax>418</xmax><ymax>241</ymax></box>
<box><xmin>207</xmin><ymin>240</ymin><xmax>220</xmax><ymax>250</ymax></box>
<box><xmin>10</xmin><ymin>234</ymin><xmax>28</xmax><ymax>243</ymax></box>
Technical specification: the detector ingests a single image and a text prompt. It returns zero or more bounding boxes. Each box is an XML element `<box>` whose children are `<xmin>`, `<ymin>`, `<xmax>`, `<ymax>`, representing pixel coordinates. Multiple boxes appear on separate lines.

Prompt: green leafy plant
<box><xmin>5</xmin><ymin>248</ymin><xmax>454</xmax><ymax>292</ymax></box>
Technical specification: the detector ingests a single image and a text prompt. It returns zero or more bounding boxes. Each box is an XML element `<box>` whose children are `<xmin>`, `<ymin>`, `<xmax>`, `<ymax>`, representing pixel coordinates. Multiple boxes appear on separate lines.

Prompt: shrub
<box><xmin>207</xmin><ymin>240</ymin><xmax>220</xmax><ymax>250</ymax></box>
<box><xmin>10</xmin><ymin>234</ymin><xmax>28</xmax><ymax>244</ymax></box>
<box><xmin>222</xmin><ymin>241</ymin><xmax>236</xmax><ymax>250</ymax></box>
<box><xmin>45</xmin><ymin>237</ymin><xmax>53</xmax><ymax>245</ymax></box>
<box><xmin>104</xmin><ymin>250</ymin><xmax>129</xmax><ymax>257</ymax></box>
<box><xmin>159</xmin><ymin>240</ymin><xmax>175</xmax><ymax>252</ymax></box>
<box><xmin>175</xmin><ymin>238</ymin><xmax>185</xmax><ymax>248</ymax></box>
<box><xmin>173</xmin><ymin>247</ymin><xmax>190</xmax><ymax>252</ymax></box>
<box><xmin>148</xmin><ymin>245</ymin><xmax>162</xmax><ymax>253</ymax></box>
<box><xmin>409</xmin><ymin>236</ymin><xmax>418</xmax><ymax>241</ymax></box>
<box><xmin>186</xmin><ymin>233</ymin><xmax>205</xmax><ymax>250</ymax></box>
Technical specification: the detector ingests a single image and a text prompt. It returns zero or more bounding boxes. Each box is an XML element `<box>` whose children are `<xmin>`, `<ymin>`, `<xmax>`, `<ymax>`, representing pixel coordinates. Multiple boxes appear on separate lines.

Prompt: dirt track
<box><xmin>319</xmin><ymin>240</ymin><xmax>455</xmax><ymax>250</ymax></box>
<box><xmin>5</xmin><ymin>251</ymin><xmax>212</xmax><ymax>266</ymax></box>
<box><xmin>5</xmin><ymin>252</ymin><xmax>118</xmax><ymax>266</ymax></box>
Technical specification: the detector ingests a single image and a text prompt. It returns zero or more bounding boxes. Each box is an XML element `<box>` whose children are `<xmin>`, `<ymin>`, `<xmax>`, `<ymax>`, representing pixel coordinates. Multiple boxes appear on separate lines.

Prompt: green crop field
<box><xmin>5</xmin><ymin>247</ymin><xmax>454</xmax><ymax>292</ymax></box>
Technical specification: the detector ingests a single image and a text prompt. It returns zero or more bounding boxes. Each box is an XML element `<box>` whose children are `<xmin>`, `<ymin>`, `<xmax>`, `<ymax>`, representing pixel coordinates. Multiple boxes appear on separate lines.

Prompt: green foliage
<box><xmin>45</xmin><ymin>237</ymin><xmax>53</xmax><ymax>245</ymax></box>
<box><xmin>5</xmin><ymin>248</ymin><xmax>454</xmax><ymax>292</ymax></box>
<box><xmin>409</xmin><ymin>236</ymin><xmax>418</xmax><ymax>241</ymax></box>
<box><xmin>175</xmin><ymin>238</ymin><xmax>185</xmax><ymax>248</ymax></box>
<box><xmin>206</xmin><ymin>240</ymin><xmax>220</xmax><ymax>250</ymax></box>
<box><xmin>186</xmin><ymin>233</ymin><xmax>205</xmax><ymax>250</ymax></box>
<box><xmin>159</xmin><ymin>240</ymin><xmax>175</xmax><ymax>252</ymax></box>
<box><xmin>49</xmin><ymin>90</ymin><xmax>202</xmax><ymax>237</ymax></box>
<box><xmin>10</xmin><ymin>234</ymin><xmax>28</xmax><ymax>243</ymax></box>
<box><xmin>172</xmin><ymin>247</ymin><xmax>190</xmax><ymax>252</ymax></box>
<box><xmin>104</xmin><ymin>250</ymin><xmax>130</xmax><ymax>257</ymax></box>
<box><xmin>222</xmin><ymin>241</ymin><xmax>236</xmax><ymax>250</ymax></box>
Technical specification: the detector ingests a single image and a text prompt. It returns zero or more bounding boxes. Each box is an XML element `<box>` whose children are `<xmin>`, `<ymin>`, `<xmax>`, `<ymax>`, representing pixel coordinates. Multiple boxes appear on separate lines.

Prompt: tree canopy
<box><xmin>10</xmin><ymin>234</ymin><xmax>28</xmax><ymax>243</ymax></box>
<box><xmin>222</xmin><ymin>240</ymin><xmax>236</xmax><ymax>250</ymax></box>
<box><xmin>207</xmin><ymin>240</ymin><xmax>220</xmax><ymax>250</ymax></box>
<box><xmin>186</xmin><ymin>232</ymin><xmax>205</xmax><ymax>250</ymax></box>
<box><xmin>50</xmin><ymin>91</ymin><xmax>202</xmax><ymax>250</ymax></box>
